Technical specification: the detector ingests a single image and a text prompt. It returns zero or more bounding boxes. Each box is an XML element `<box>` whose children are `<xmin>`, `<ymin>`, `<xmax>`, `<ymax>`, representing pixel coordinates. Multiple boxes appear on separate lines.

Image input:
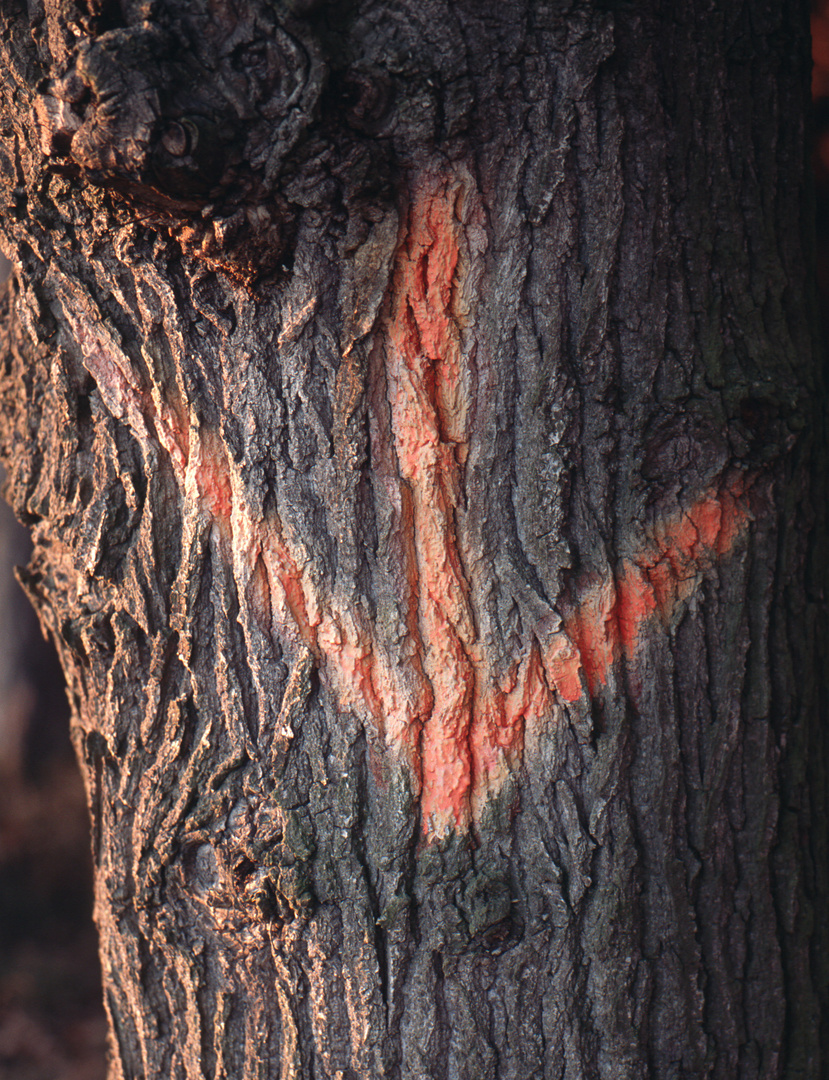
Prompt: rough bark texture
<box><xmin>0</xmin><ymin>0</ymin><xmax>826</xmax><ymax>1077</ymax></box>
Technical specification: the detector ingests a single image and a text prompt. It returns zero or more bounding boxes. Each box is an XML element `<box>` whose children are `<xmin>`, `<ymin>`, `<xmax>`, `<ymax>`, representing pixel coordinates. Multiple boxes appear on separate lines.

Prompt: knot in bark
<box><xmin>36</xmin><ymin>0</ymin><xmax>326</xmax><ymax>212</ymax></box>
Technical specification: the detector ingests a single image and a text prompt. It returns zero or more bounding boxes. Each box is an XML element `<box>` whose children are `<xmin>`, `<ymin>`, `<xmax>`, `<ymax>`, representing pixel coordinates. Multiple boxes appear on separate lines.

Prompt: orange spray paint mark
<box><xmin>192</xmin><ymin>427</ymin><xmax>234</xmax><ymax>532</ymax></box>
<box><xmin>382</xmin><ymin>170</ymin><xmax>486</xmax><ymax>836</ymax></box>
<box><xmin>540</xmin><ymin>634</ymin><xmax>585</xmax><ymax>705</ymax></box>
<box><xmin>368</xmin><ymin>171</ymin><xmax>755</xmax><ymax>836</ymax></box>
<box><xmin>253</xmin><ymin>169</ymin><xmax>749</xmax><ymax>838</ymax></box>
<box><xmin>255</xmin><ymin>515</ymin><xmax>427</xmax><ymax>765</ymax></box>
<box><xmin>80</xmin><ymin>170</ymin><xmax>751</xmax><ymax>843</ymax></box>
<box><xmin>561</xmin><ymin>481</ymin><xmax>751</xmax><ymax>695</ymax></box>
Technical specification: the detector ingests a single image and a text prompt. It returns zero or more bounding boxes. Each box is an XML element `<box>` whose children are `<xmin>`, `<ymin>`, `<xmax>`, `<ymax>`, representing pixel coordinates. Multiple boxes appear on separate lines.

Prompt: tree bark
<box><xmin>0</xmin><ymin>0</ymin><xmax>826</xmax><ymax>1077</ymax></box>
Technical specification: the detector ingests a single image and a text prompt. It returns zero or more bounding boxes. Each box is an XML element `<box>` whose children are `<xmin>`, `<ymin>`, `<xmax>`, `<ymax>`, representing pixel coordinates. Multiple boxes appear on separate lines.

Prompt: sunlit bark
<box><xmin>0</xmin><ymin>1</ymin><xmax>826</xmax><ymax>1077</ymax></box>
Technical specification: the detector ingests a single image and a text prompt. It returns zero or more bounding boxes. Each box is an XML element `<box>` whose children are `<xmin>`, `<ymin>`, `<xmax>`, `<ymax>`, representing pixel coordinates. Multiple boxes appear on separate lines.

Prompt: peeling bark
<box><xmin>0</xmin><ymin>1</ymin><xmax>826</xmax><ymax>1077</ymax></box>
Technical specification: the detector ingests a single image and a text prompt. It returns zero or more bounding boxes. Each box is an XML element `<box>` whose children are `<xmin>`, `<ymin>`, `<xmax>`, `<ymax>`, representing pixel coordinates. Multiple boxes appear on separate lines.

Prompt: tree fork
<box><xmin>0</xmin><ymin>0</ymin><xmax>826</xmax><ymax>1077</ymax></box>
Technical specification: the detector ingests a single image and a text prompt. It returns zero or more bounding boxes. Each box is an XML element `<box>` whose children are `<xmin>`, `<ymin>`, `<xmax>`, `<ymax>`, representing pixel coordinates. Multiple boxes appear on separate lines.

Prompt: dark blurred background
<box><xmin>0</xmin><ymin>268</ymin><xmax>108</xmax><ymax>1075</ymax></box>
<box><xmin>1</xmin><ymin>9</ymin><xmax>828</xmax><ymax>1079</ymax></box>
<box><xmin>814</xmin><ymin>1</ymin><xmax>829</xmax><ymax>311</ymax></box>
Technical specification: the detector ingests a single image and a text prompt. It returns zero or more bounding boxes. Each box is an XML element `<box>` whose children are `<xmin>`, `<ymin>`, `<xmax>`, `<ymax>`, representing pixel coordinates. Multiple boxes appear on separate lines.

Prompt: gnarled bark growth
<box><xmin>0</xmin><ymin>1</ymin><xmax>826</xmax><ymax>1077</ymax></box>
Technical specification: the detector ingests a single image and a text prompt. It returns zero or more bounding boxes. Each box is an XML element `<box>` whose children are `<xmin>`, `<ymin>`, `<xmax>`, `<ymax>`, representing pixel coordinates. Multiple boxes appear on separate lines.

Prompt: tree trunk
<box><xmin>0</xmin><ymin>0</ymin><xmax>825</xmax><ymax>1076</ymax></box>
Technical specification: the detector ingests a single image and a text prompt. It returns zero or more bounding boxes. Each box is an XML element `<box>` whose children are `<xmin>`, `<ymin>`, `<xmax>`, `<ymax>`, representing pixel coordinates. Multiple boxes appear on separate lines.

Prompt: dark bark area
<box><xmin>0</xmin><ymin>1</ymin><xmax>825</xmax><ymax>1077</ymax></box>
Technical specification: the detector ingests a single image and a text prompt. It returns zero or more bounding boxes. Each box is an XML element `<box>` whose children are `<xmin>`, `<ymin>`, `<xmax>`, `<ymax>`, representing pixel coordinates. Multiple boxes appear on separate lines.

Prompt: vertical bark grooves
<box><xmin>0</xmin><ymin>1</ymin><xmax>825</xmax><ymax>1077</ymax></box>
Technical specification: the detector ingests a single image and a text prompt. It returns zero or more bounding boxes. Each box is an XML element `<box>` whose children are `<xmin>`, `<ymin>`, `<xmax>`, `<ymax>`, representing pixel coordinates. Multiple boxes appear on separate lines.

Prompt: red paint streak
<box><xmin>540</xmin><ymin>634</ymin><xmax>584</xmax><ymax>704</ymax></box>
<box><xmin>256</xmin><ymin>515</ymin><xmax>427</xmax><ymax>765</ymax></box>
<box><xmin>255</xmin><ymin>170</ymin><xmax>750</xmax><ymax>838</ymax></box>
<box><xmin>615</xmin><ymin>564</ymin><xmax>658</xmax><ymax>658</ymax></box>
<box><xmin>470</xmin><ymin>645</ymin><xmax>552</xmax><ymax>816</ymax></box>
<box><xmin>193</xmin><ymin>427</ymin><xmax>233</xmax><ymax>529</ymax></box>
<box><xmin>383</xmin><ymin>171</ymin><xmax>483</xmax><ymax>836</ymax></box>
<box><xmin>258</xmin><ymin>521</ymin><xmax>318</xmax><ymax>648</ymax></box>
<box><xmin>565</xmin><ymin>578</ymin><xmax>619</xmax><ymax>699</ymax></box>
<box><xmin>190</xmin><ymin>436</ymin><xmax>749</xmax><ymax>839</ymax></box>
<box><xmin>75</xmin><ymin>177</ymin><xmax>752</xmax><ymax>843</ymax></box>
<box><xmin>563</xmin><ymin>481</ymin><xmax>751</xmax><ymax>695</ymax></box>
